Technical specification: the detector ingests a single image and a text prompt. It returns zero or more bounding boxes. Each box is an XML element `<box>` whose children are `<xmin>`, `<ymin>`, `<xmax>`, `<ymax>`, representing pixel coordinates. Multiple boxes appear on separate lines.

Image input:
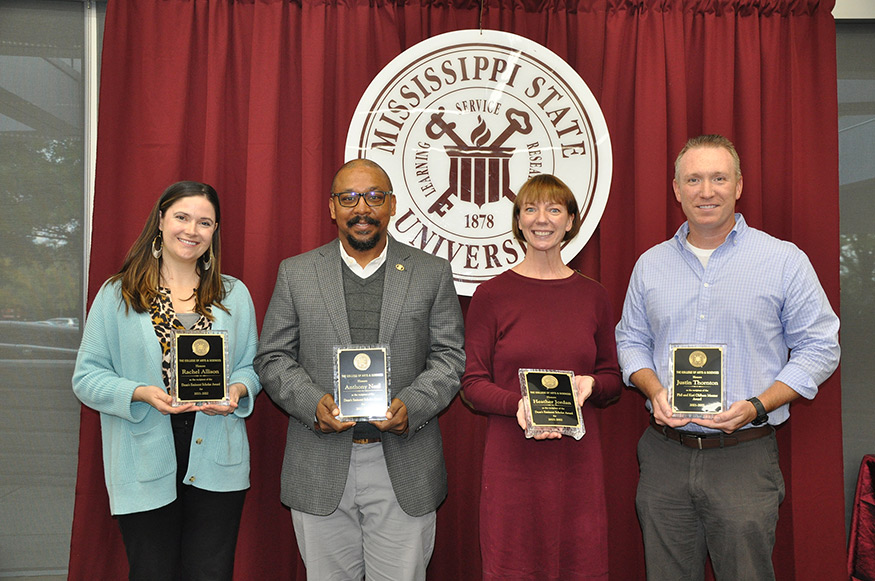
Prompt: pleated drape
<box><xmin>70</xmin><ymin>1</ymin><xmax>842</xmax><ymax>578</ymax></box>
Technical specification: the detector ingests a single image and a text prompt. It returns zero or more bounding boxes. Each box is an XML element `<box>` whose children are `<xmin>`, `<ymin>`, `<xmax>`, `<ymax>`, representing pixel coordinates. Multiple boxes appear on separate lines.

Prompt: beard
<box><xmin>346</xmin><ymin>216</ymin><xmax>381</xmax><ymax>251</ymax></box>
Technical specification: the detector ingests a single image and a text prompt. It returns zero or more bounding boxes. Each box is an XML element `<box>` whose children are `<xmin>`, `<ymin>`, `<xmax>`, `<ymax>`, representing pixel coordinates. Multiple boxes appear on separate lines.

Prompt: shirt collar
<box><xmin>338</xmin><ymin>237</ymin><xmax>389</xmax><ymax>278</ymax></box>
<box><xmin>674</xmin><ymin>213</ymin><xmax>747</xmax><ymax>248</ymax></box>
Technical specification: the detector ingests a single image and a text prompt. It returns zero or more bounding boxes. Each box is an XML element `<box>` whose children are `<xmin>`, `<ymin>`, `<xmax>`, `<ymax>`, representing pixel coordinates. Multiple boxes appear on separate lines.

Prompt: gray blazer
<box><xmin>255</xmin><ymin>237</ymin><xmax>465</xmax><ymax>516</ymax></box>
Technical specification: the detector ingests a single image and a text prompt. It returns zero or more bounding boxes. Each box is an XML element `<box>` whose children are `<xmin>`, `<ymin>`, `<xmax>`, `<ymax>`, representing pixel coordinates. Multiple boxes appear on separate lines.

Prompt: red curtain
<box><xmin>70</xmin><ymin>0</ymin><xmax>843</xmax><ymax>579</ymax></box>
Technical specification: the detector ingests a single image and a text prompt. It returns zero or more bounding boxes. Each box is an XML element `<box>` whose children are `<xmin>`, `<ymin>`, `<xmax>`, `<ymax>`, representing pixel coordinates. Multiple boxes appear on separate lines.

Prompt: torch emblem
<box><xmin>425</xmin><ymin>107</ymin><xmax>533</xmax><ymax>216</ymax></box>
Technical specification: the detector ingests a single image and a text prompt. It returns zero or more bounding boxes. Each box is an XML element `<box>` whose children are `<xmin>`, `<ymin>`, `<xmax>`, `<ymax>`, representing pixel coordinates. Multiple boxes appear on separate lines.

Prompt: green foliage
<box><xmin>0</xmin><ymin>135</ymin><xmax>83</xmax><ymax>321</ymax></box>
<box><xmin>840</xmin><ymin>233</ymin><xmax>875</xmax><ymax>322</ymax></box>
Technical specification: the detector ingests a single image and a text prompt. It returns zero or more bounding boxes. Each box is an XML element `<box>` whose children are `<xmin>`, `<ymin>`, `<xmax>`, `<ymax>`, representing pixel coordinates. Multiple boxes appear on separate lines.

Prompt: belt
<box><xmin>649</xmin><ymin>416</ymin><xmax>773</xmax><ymax>450</ymax></box>
<box><xmin>352</xmin><ymin>437</ymin><xmax>381</xmax><ymax>444</ymax></box>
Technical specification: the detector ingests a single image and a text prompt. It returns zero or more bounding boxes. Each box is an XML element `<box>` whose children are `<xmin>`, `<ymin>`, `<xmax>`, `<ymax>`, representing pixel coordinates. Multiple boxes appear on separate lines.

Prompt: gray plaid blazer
<box><xmin>255</xmin><ymin>237</ymin><xmax>465</xmax><ymax>516</ymax></box>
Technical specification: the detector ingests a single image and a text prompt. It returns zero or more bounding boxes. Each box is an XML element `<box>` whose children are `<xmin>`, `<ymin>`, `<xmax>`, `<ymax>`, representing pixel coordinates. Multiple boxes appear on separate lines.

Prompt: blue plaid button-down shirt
<box><xmin>616</xmin><ymin>215</ymin><xmax>840</xmax><ymax>434</ymax></box>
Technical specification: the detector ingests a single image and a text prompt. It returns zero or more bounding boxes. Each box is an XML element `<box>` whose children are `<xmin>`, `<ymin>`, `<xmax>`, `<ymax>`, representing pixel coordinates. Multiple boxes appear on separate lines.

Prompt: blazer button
<box><xmin>195</xmin><ymin>438</ymin><xmax>203</xmax><ymax>445</ymax></box>
<box><xmin>188</xmin><ymin>476</ymin><xmax>196</xmax><ymax>483</ymax></box>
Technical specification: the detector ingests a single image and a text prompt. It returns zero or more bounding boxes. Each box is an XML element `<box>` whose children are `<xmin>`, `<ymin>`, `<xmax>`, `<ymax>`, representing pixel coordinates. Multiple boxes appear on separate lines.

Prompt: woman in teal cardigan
<box><xmin>73</xmin><ymin>181</ymin><xmax>260</xmax><ymax>581</ymax></box>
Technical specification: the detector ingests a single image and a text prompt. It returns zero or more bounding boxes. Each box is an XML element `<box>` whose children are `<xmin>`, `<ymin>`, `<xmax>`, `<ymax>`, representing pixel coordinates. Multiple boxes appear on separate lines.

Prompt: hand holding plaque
<box><xmin>519</xmin><ymin>369</ymin><xmax>585</xmax><ymax>440</ymax></box>
<box><xmin>171</xmin><ymin>329</ymin><xmax>230</xmax><ymax>406</ymax></box>
<box><xmin>670</xmin><ymin>344</ymin><xmax>725</xmax><ymax>418</ymax></box>
<box><xmin>334</xmin><ymin>345</ymin><xmax>390</xmax><ymax>421</ymax></box>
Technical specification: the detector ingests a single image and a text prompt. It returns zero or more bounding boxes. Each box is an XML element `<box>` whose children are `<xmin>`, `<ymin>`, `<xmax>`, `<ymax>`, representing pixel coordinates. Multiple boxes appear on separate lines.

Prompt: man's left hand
<box><xmin>696</xmin><ymin>398</ymin><xmax>757</xmax><ymax>434</ymax></box>
<box><xmin>371</xmin><ymin>398</ymin><xmax>409</xmax><ymax>435</ymax></box>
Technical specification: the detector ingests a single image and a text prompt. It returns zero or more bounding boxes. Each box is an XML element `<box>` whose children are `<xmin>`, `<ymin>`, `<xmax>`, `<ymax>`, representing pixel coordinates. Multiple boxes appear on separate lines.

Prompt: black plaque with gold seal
<box><xmin>519</xmin><ymin>368</ymin><xmax>584</xmax><ymax>440</ymax></box>
<box><xmin>334</xmin><ymin>345</ymin><xmax>390</xmax><ymax>421</ymax></box>
<box><xmin>670</xmin><ymin>344</ymin><xmax>725</xmax><ymax>417</ymax></box>
<box><xmin>170</xmin><ymin>329</ymin><xmax>230</xmax><ymax>406</ymax></box>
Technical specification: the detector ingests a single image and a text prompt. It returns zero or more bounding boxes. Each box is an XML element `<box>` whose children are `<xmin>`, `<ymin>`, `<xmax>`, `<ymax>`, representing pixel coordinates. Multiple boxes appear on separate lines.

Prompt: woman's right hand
<box><xmin>517</xmin><ymin>398</ymin><xmax>563</xmax><ymax>440</ymax></box>
<box><xmin>132</xmin><ymin>385</ymin><xmax>195</xmax><ymax>414</ymax></box>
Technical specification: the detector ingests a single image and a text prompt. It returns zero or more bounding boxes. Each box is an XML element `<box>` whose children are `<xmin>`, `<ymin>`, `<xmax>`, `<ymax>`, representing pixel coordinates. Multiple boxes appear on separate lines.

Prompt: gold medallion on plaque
<box><xmin>541</xmin><ymin>374</ymin><xmax>559</xmax><ymax>389</ymax></box>
<box><xmin>689</xmin><ymin>350</ymin><xmax>707</xmax><ymax>368</ymax></box>
<box><xmin>353</xmin><ymin>353</ymin><xmax>372</xmax><ymax>371</ymax></box>
<box><xmin>192</xmin><ymin>339</ymin><xmax>210</xmax><ymax>357</ymax></box>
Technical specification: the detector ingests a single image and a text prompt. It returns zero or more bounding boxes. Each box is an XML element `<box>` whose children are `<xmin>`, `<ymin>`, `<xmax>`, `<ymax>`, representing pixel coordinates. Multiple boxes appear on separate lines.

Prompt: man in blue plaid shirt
<box><xmin>616</xmin><ymin>134</ymin><xmax>840</xmax><ymax>581</ymax></box>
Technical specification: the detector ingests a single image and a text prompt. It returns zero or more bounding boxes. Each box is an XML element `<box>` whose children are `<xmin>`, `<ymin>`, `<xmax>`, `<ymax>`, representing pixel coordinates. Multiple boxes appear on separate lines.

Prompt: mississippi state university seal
<box><xmin>345</xmin><ymin>30</ymin><xmax>612</xmax><ymax>295</ymax></box>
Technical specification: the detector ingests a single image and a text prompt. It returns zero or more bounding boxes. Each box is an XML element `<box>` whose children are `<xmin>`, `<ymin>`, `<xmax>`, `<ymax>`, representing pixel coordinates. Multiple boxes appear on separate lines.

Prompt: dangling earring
<box><xmin>151</xmin><ymin>234</ymin><xmax>162</xmax><ymax>259</ymax></box>
<box><xmin>201</xmin><ymin>247</ymin><xmax>213</xmax><ymax>271</ymax></box>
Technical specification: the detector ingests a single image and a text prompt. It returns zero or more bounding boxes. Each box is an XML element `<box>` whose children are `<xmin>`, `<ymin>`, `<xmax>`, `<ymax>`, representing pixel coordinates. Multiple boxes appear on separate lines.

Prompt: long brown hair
<box><xmin>108</xmin><ymin>181</ymin><xmax>227</xmax><ymax>319</ymax></box>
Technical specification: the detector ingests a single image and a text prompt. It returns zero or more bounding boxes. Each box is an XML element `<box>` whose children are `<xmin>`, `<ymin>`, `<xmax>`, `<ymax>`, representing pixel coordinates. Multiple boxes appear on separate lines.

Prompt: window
<box><xmin>838</xmin><ymin>19</ymin><xmax>875</xmax><ymax>528</ymax></box>
<box><xmin>0</xmin><ymin>1</ymin><xmax>104</xmax><ymax>576</ymax></box>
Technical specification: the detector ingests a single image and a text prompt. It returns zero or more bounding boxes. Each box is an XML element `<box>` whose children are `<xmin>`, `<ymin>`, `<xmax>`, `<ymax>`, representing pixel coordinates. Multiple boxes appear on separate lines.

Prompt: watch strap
<box><xmin>747</xmin><ymin>396</ymin><xmax>768</xmax><ymax>426</ymax></box>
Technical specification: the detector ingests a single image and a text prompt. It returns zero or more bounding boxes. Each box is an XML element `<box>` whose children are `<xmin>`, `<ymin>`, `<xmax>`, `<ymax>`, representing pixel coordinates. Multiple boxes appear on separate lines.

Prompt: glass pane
<box><xmin>0</xmin><ymin>1</ymin><xmax>87</xmax><ymax>575</ymax></box>
<box><xmin>838</xmin><ymin>21</ymin><xmax>875</xmax><ymax>529</ymax></box>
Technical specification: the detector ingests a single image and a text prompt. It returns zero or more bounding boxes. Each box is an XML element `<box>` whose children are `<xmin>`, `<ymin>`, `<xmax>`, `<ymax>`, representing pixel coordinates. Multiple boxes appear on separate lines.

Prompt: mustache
<box><xmin>346</xmin><ymin>216</ymin><xmax>380</xmax><ymax>228</ymax></box>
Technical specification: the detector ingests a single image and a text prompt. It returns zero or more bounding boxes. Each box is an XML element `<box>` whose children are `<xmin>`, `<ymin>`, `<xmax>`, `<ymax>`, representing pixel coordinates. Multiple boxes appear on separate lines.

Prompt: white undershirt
<box><xmin>338</xmin><ymin>239</ymin><xmax>388</xmax><ymax>279</ymax></box>
<box><xmin>685</xmin><ymin>238</ymin><xmax>716</xmax><ymax>268</ymax></box>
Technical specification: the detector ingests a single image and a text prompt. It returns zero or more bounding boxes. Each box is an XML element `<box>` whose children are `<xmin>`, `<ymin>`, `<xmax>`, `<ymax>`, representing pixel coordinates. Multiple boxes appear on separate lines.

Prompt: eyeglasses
<box><xmin>330</xmin><ymin>190</ymin><xmax>392</xmax><ymax>207</ymax></box>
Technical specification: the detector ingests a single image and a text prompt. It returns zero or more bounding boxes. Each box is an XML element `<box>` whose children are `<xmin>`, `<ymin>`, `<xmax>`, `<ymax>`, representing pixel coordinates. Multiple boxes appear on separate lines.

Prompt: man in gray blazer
<box><xmin>255</xmin><ymin>159</ymin><xmax>465</xmax><ymax>580</ymax></box>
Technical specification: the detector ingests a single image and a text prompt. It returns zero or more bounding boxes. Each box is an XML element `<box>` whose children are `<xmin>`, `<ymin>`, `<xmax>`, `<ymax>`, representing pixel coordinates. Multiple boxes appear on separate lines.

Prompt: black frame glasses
<box><xmin>330</xmin><ymin>190</ymin><xmax>392</xmax><ymax>207</ymax></box>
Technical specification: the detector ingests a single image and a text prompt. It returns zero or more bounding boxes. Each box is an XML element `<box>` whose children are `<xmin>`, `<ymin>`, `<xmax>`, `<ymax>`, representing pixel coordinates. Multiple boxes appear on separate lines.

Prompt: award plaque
<box><xmin>670</xmin><ymin>344</ymin><xmax>725</xmax><ymax>417</ymax></box>
<box><xmin>519</xmin><ymin>369</ymin><xmax>584</xmax><ymax>440</ymax></box>
<box><xmin>170</xmin><ymin>329</ymin><xmax>230</xmax><ymax>406</ymax></box>
<box><xmin>334</xmin><ymin>345</ymin><xmax>390</xmax><ymax>421</ymax></box>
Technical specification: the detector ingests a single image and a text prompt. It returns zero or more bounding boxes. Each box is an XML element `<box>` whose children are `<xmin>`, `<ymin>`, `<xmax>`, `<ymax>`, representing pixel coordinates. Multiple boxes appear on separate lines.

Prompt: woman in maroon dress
<box><xmin>462</xmin><ymin>174</ymin><xmax>623</xmax><ymax>580</ymax></box>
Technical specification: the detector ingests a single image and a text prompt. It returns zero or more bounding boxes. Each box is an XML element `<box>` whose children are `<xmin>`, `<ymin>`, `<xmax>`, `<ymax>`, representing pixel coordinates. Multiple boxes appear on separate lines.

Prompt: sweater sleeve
<box><xmin>586</xmin><ymin>284</ymin><xmax>624</xmax><ymax>408</ymax></box>
<box><xmin>72</xmin><ymin>282</ymin><xmax>152</xmax><ymax>423</ymax></box>
<box><xmin>223</xmin><ymin>277</ymin><xmax>262</xmax><ymax>418</ymax></box>
<box><xmin>461</xmin><ymin>284</ymin><xmax>521</xmax><ymax>417</ymax></box>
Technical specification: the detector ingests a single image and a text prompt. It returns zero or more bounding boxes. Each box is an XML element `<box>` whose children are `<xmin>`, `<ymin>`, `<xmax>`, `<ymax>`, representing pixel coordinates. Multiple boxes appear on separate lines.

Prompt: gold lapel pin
<box><xmin>395</xmin><ymin>264</ymin><xmax>405</xmax><ymax>271</ymax></box>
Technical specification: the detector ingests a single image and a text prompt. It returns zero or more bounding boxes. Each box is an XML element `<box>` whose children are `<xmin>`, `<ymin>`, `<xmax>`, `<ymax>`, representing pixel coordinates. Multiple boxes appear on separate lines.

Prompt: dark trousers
<box><xmin>635</xmin><ymin>426</ymin><xmax>785</xmax><ymax>581</ymax></box>
<box><xmin>116</xmin><ymin>413</ymin><xmax>247</xmax><ymax>581</ymax></box>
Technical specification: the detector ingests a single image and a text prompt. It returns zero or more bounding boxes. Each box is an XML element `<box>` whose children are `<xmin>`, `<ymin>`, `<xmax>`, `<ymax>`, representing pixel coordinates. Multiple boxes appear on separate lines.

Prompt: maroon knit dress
<box><xmin>462</xmin><ymin>270</ymin><xmax>623</xmax><ymax>581</ymax></box>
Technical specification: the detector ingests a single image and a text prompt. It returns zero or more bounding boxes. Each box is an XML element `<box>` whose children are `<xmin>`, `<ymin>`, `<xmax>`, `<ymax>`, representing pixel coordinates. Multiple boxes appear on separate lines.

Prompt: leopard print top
<box><xmin>150</xmin><ymin>287</ymin><xmax>211</xmax><ymax>391</ymax></box>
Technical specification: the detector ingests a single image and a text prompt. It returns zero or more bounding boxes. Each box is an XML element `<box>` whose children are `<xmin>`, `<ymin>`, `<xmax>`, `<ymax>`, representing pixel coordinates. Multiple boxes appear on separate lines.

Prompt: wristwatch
<box><xmin>747</xmin><ymin>397</ymin><xmax>769</xmax><ymax>426</ymax></box>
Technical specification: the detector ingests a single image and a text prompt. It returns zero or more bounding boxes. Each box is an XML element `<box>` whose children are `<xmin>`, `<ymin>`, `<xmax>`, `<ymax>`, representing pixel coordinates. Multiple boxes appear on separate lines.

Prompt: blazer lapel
<box><xmin>316</xmin><ymin>242</ymin><xmax>352</xmax><ymax>344</ymax></box>
<box><xmin>380</xmin><ymin>238</ymin><xmax>411</xmax><ymax>344</ymax></box>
